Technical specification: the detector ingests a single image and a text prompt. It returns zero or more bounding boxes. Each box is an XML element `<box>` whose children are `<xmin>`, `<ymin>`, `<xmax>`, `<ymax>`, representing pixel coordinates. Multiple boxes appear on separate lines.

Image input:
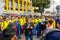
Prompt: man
<box><xmin>14</xmin><ymin>17</ymin><xmax>21</xmax><ymax>39</ymax></box>
<box><xmin>23</xmin><ymin>15</ymin><xmax>26</xmax><ymax>25</ymax></box>
<box><xmin>0</xmin><ymin>16</ymin><xmax>3</xmax><ymax>40</ymax></box>
<box><xmin>3</xmin><ymin>18</ymin><xmax>9</xmax><ymax>30</ymax></box>
<box><xmin>55</xmin><ymin>16</ymin><xmax>60</xmax><ymax>24</ymax></box>
<box><xmin>35</xmin><ymin>16</ymin><xmax>41</xmax><ymax>25</ymax></box>
<box><xmin>11</xmin><ymin>17</ymin><xmax>16</xmax><ymax>23</ymax></box>
<box><xmin>19</xmin><ymin>16</ymin><xmax>24</xmax><ymax>34</ymax></box>
<box><xmin>31</xmin><ymin>16</ymin><xmax>35</xmax><ymax>24</ymax></box>
<box><xmin>43</xmin><ymin>21</ymin><xmax>60</xmax><ymax>40</ymax></box>
<box><xmin>57</xmin><ymin>21</ymin><xmax>60</xmax><ymax>29</ymax></box>
<box><xmin>41</xmin><ymin>15</ymin><xmax>45</xmax><ymax>23</ymax></box>
<box><xmin>24</xmin><ymin>18</ymin><xmax>34</xmax><ymax>40</ymax></box>
<box><xmin>55</xmin><ymin>16</ymin><xmax>60</xmax><ymax>28</ymax></box>
<box><xmin>43</xmin><ymin>29</ymin><xmax>60</xmax><ymax>40</ymax></box>
<box><xmin>36</xmin><ymin>22</ymin><xmax>41</xmax><ymax>38</ymax></box>
<box><xmin>46</xmin><ymin>20</ymin><xmax>53</xmax><ymax>30</ymax></box>
<box><xmin>49</xmin><ymin>17</ymin><xmax>56</xmax><ymax>28</ymax></box>
<box><xmin>0</xmin><ymin>16</ymin><xmax>3</xmax><ymax>31</ymax></box>
<box><xmin>19</xmin><ymin>16</ymin><xmax>24</xmax><ymax>26</ymax></box>
<box><xmin>2</xmin><ymin>17</ymin><xmax>16</xmax><ymax>40</ymax></box>
<box><xmin>7</xmin><ymin>18</ymin><xmax>17</xmax><ymax>40</ymax></box>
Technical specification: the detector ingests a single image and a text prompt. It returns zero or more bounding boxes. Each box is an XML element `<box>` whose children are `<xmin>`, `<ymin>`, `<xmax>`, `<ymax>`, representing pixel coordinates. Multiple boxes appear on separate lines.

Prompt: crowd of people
<box><xmin>0</xmin><ymin>15</ymin><xmax>60</xmax><ymax>40</ymax></box>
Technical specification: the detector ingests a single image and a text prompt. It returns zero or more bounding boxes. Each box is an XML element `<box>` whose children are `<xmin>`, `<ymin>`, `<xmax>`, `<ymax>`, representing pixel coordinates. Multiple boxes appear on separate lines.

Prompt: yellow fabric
<box><xmin>0</xmin><ymin>22</ymin><xmax>3</xmax><ymax>28</ymax></box>
<box><xmin>31</xmin><ymin>19</ymin><xmax>35</xmax><ymax>23</ymax></box>
<box><xmin>12</xmin><ymin>19</ymin><xmax>15</xmax><ymax>23</ymax></box>
<box><xmin>19</xmin><ymin>18</ymin><xmax>24</xmax><ymax>26</ymax></box>
<box><xmin>39</xmin><ymin>19</ymin><xmax>42</xmax><ymax>22</ymax></box>
<box><xmin>23</xmin><ymin>18</ymin><xmax>26</xmax><ymax>24</ymax></box>
<box><xmin>48</xmin><ymin>19</ymin><xmax>56</xmax><ymax>28</ymax></box>
<box><xmin>52</xmin><ymin>20</ymin><xmax>56</xmax><ymax>28</ymax></box>
<box><xmin>34</xmin><ymin>18</ymin><xmax>41</xmax><ymax>24</ymax></box>
<box><xmin>3</xmin><ymin>21</ymin><xmax>9</xmax><ymax>30</ymax></box>
<box><xmin>48</xmin><ymin>18</ymin><xmax>50</xmax><ymax>20</ymax></box>
<box><xmin>0</xmin><ymin>16</ymin><xmax>2</xmax><ymax>19</ymax></box>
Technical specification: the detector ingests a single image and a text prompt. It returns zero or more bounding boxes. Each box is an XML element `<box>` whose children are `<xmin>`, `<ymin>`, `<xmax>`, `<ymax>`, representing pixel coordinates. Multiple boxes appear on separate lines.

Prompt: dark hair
<box><xmin>48</xmin><ymin>20</ymin><xmax>53</xmax><ymax>25</ymax></box>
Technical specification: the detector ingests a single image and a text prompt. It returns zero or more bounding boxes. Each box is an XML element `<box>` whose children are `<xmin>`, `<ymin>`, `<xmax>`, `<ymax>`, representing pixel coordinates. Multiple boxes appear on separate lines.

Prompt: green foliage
<box><xmin>32</xmin><ymin>0</ymin><xmax>51</xmax><ymax>14</ymax></box>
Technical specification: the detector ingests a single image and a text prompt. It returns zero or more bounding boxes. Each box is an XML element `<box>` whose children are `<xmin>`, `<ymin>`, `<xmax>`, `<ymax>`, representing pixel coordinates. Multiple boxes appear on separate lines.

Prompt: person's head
<box><xmin>9</xmin><ymin>18</ymin><xmax>12</xmax><ymax>22</ymax></box>
<box><xmin>50</xmin><ymin>16</ymin><xmax>54</xmax><ymax>20</ymax></box>
<box><xmin>27</xmin><ymin>18</ymin><xmax>31</xmax><ymax>23</ymax></box>
<box><xmin>28</xmin><ymin>15</ymin><xmax>32</xmax><ymax>18</ymax></box>
<box><xmin>18</xmin><ymin>15</ymin><xmax>21</xmax><ymax>19</ymax></box>
<box><xmin>23</xmin><ymin>15</ymin><xmax>26</xmax><ymax>18</ymax></box>
<box><xmin>15</xmin><ymin>17</ymin><xmax>18</xmax><ymax>21</ymax></box>
<box><xmin>0</xmin><ymin>16</ymin><xmax>2</xmax><ymax>20</ymax></box>
<box><xmin>6</xmin><ymin>18</ymin><xmax>9</xmax><ymax>21</ymax></box>
<box><xmin>56</xmin><ymin>16</ymin><xmax>59</xmax><ymax>19</ymax></box>
<box><xmin>31</xmin><ymin>16</ymin><xmax>34</xmax><ymax>19</ymax></box>
<box><xmin>12</xmin><ymin>17</ymin><xmax>15</xmax><ymax>20</ymax></box>
<box><xmin>46</xmin><ymin>20</ymin><xmax>53</xmax><ymax>27</ymax></box>
<box><xmin>42</xmin><ymin>15</ymin><xmax>45</xmax><ymax>19</ymax></box>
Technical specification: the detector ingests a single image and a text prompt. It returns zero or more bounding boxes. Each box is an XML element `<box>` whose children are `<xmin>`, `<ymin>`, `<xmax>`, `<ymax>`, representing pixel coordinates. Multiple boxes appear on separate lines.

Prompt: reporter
<box><xmin>24</xmin><ymin>18</ymin><xmax>34</xmax><ymax>40</ymax></box>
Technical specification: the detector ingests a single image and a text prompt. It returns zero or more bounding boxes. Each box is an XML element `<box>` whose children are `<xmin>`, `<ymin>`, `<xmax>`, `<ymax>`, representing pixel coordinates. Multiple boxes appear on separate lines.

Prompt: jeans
<box><xmin>17</xmin><ymin>30</ymin><xmax>20</xmax><ymax>38</ymax></box>
<box><xmin>25</xmin><ymin>34</ymin><xmax>33</xmax><ymax>40</ymax></box>
<box><xmin>37</xmin><ymin>30</ymin><xmax>41</xmax><ymax>38</ymax></box>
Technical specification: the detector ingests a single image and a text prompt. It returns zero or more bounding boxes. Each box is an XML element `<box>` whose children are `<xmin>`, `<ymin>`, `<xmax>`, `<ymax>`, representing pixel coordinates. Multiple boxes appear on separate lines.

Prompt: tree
<box><xmin>32</xmin><ymin>0</ymin><xmax>50</xmax><ymax>15</ymax></box>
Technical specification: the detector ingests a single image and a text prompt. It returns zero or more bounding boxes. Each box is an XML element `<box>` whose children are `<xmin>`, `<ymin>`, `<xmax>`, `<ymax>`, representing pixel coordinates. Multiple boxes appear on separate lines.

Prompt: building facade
<box><xmin>2</xmin><ymin>0</ymin><xmax>34</xmax><ymax>13</ymax></box>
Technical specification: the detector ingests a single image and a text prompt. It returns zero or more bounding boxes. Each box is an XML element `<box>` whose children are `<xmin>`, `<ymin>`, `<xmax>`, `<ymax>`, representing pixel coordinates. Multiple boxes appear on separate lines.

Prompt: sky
<box><xmin>45</xmin><ymin>0</ymin><xmax>60</xmax><ymax>12</ymax></box>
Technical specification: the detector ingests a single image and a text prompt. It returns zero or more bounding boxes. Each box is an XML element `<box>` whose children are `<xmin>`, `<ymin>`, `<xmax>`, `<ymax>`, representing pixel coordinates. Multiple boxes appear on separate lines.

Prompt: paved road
<box><xmin>20</xmin><ymin>35</ymin><xmax>40</xmax><ymax>40</ymax></box>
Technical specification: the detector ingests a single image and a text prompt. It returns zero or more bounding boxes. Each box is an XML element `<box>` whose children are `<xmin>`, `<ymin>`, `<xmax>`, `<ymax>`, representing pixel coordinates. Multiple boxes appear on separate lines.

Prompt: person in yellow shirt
<box><xmin>31</xmin><ymin>16</ymin><xmax>35</xmax><ymax>24</ymax></box>
<box><xmin>52</xmin><ymin>19</ymin><xmax>56</xmax><ymax>28</ymax></box>
<box><xmin>19</xmin><ymin>16</ymin><xmax>24</xmax><ymax>26</ymax></box>
<box><xmin>0</xmin><ymin>16</ymin><xmax>3</xmax><ymax>31</ymax></box>
<box><xmin>19</xmin><ymin>16</ymin><xmax>26</xmax><ymax>34</ymax></box>
<box><xmin>0</xmin><ymin>16</ymin><xmax>3</xmax><ymax>40</ymax></box>
<box><xmin>23</xmin><ymin>16</ymin><xmax>26</xmax><ymax>25</ymax></box>
<box><xmin>11</xmin><ymin>17</ymin><xmax>16</xmax><ymax>23</ymax></box>
<box><xmin>3</xmin><ymin>18</ymin><xmax>9</xmax><ymax>30</ymax></box>
<box><xmin>0</xmin><ymin>22</ymin><xmax>3</xmax><ymax>31</ymax></box>
<box><xmin>34</xmin><ymin>16</ymin><xmax>41</xmax><ymax>25</ymax></box>
<box><xmin>49</xmin><ymin>17</ymin><xmax>56</xmax><ymax>28</ymax></box>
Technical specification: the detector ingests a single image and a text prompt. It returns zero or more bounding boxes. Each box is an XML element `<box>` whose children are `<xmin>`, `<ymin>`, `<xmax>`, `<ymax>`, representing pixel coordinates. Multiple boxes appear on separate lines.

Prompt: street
<box><xmin>20</xmin><ymin>35</ymin><xmax>40</xmax><ymax>40</ymax></box>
